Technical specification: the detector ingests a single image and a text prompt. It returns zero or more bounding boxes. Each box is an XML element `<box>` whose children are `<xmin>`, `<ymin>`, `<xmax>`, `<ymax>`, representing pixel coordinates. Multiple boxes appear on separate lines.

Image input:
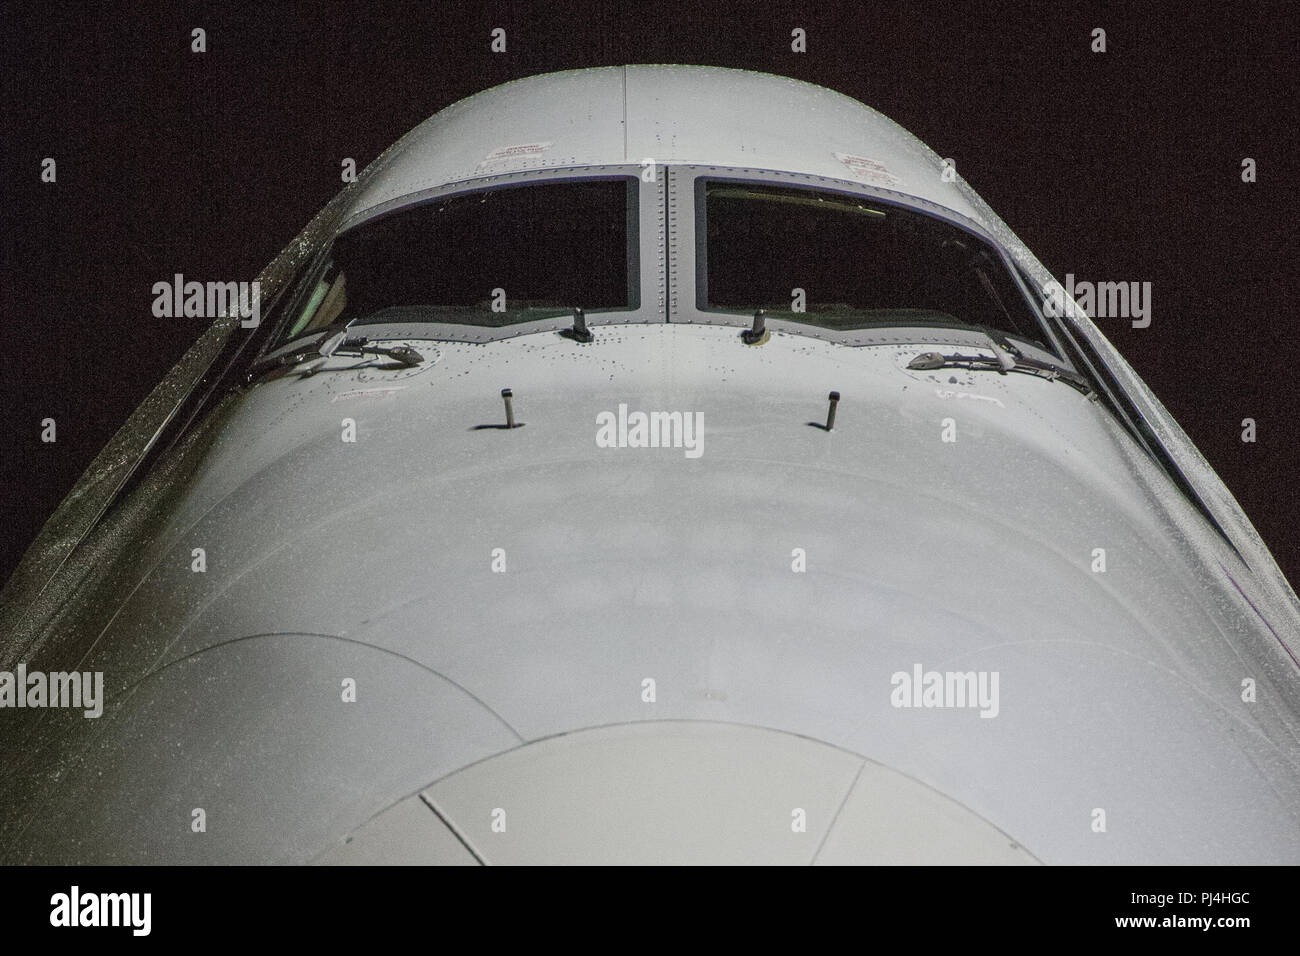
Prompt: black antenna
<box><xmin>501</xmin><ymin>388</ymin><xmax>518</xmax><ymax>428</ymax></box>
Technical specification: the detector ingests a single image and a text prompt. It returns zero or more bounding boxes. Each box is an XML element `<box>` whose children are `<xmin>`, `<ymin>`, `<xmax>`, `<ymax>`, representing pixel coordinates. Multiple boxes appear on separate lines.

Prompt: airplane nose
<box><xmin>317</xmin><ymin>720</ymin><xmax>1039</xmax><ymax>865</ymax></box>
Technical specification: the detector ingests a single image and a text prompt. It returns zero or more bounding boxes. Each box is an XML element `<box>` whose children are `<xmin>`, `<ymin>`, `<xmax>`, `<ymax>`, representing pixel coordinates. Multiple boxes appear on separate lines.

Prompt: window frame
<box><xmin>669</xmin><ymin>166</ymin><xmax>1072</xmax><ymax>363</ymax></box>
<box><xmin>258</xmin><ymin>164</ymin><xmax>664</xmax><ymax>361</ymax></box>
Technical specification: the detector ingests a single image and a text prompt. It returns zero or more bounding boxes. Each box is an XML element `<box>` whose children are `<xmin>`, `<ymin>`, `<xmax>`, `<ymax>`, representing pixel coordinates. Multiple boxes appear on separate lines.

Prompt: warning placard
<box><xmin>478</xmin><ymin>141</ymin><xmax>554</xmax><ymax>168</ymax></box>
<box><xmin>833</xmin><ymin>152</ymin><xmax>901</xmax><ymax>186</ymax></box>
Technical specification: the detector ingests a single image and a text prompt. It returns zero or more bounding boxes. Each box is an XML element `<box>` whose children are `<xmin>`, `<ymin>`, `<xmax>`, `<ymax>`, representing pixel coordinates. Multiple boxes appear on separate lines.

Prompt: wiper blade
<box><xmin>907</xmin><ymin>350</ymin><xmax>1011</xmax><ymax>372</ymax></box>
<box><xmin>329</xmin><ymin>338</ymin><xmax>423</xmax><ymax>367</ymax></box>
<box><xmin>248</xmin><ymin>320</ymin><xmax>355</xmax><ymax>377</ymax></box>
<box><xmin>907</xmin><ymin>335</ymin><xmax>1094</xmax><ymax>396</ymax></box>
<box><xmin>248</xmin><ymin>320</ymin><xmax>422</xmax><ymax>382</ymax></box>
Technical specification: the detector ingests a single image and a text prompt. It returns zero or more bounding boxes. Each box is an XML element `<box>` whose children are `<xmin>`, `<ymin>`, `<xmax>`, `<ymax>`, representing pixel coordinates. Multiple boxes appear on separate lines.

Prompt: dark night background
<box><xmin>2</xmin><ymin>0</ymin><xmax>1297</xmax><ymax>591</ymax></box>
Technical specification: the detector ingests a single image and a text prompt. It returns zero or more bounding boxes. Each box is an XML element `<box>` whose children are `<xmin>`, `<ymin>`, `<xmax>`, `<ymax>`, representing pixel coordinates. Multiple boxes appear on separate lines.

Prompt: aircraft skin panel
<box><xmin>322</xmin><ymin>722</ymin><xmax>1040</xmax><ymax>866</ymax></box>
<box><xmin>313</xmin><ymin>794</ymin><xmax>480</xmax><ymax>866</ymax></box>
<box><xmin>339</xmin><ymin>67</ymin><xmax>631</xmax><ymax>229</ymax></box>
<box><xmin>339</xmin><ymin>65</ymin><xmax>985</xmax><ymax>232</ymax></box>
<box><xmin>3</xmin><ymin>632</ymin><xmax>521</xmax><ymax>865</ymax></box>
<box><xmin>813</xmin><ymin>755</ymin><xmax>1041</xmax><ymax>866</ymax></box>
<box><xmin>622</xmin><ymin>66</ymin><xmax>978</xmax><ymax>219</ymax></box>
<box><xmin>424</xmin><ymin>721</ymin><xmax>867</xmax><ymax>866</ymax></box>
<box><xmin>3</xmin><ymin>324</ymin><xmax>1298</xmax><ymax>864</ymax></box>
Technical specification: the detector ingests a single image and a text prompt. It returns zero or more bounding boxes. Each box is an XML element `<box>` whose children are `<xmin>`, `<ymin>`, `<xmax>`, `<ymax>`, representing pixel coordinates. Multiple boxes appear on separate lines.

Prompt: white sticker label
<box><xmin>934</xmin><ymin>388</ymin><xmax>1005</xmax><ymax>407</ymax></box>
<box><xmin>833</xmin><ymin>152</ymin><xmax>900</xmax><ymax>186</ymax></box>
<box><xmin>479</xmin><ymin>141</ymin><xmax>554</xmax><ymax>168</ymax></box>
<box><xmin>331</xmin><ymin>385</ymin><xmax>406</xmax><ymax>403</ymax></box>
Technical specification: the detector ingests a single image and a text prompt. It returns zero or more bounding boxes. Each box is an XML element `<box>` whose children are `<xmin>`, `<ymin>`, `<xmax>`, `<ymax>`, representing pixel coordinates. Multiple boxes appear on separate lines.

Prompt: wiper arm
<box><xmin>328</xmin><ymin>337</ymin><xmax>423</xmax><ymax>368</ymax></box>
<box><xmin>248</xmin><ymin>320</ymin><xmax>422</xmax><ymax>382</ymax></box>
<box><xmin>907</xmin><ymin>329</ymin><xmax>1094</xmax><ymax>396</ymax></box>
<box><xmin>248</xmin><ymin>320</ymin><xmax>355</xmax><ymax>378</ymax></box>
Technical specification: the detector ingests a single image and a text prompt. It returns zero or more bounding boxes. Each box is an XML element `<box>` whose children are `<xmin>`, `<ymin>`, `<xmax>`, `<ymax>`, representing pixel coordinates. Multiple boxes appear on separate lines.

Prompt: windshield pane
<box><xmin>699</xmin><ymin>180</ymin><xmax>1051</xmax><ymax>351</ymax></box>
<box><xmin>279</xmin><ymin>177</ymin><xmax>637</xmax><ymax>342</ymax></box>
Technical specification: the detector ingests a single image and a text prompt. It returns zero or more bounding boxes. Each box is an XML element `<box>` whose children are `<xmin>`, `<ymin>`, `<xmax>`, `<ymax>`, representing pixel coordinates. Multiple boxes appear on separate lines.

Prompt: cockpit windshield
<box><xmin>273</xmin><ymin>173</ymin><xmax>1054</xmax><ymax>356</ymax></box>
<box><xmin>697</xmin><ymin>180</ymin><xmax>1053</xmax><ymax>353</ymax></box>
<box><xmin>278</xmin><ymin>177</ymin><xmax>638</xmax><ymax>343</ymax></box>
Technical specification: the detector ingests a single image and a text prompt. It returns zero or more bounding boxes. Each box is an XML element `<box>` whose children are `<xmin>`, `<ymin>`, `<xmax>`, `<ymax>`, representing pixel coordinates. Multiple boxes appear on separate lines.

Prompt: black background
<box><xmin>1</xmin><ymin>863</ymin><xmax>1275</xmax><ymax>939</ymax></box>
<box><xmin>2</xmin><ymin>0</ymin><xmax>1296</xmax><ymax>590</ymax></box>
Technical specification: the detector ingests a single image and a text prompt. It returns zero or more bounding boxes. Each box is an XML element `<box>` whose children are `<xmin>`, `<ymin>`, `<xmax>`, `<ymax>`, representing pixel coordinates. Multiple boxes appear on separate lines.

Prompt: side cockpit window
<box><xmin>287</xmin><ymin>265</ymin><xmax>347</xmax><ymax>339</ymax></box>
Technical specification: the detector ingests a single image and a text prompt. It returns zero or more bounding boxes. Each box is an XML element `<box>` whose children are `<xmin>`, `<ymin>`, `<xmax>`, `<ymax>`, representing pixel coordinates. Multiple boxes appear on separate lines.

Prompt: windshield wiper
<box><xmin>249</xmin><ymin>320</ymin><xmax>423</xmax><ymax>381</ymax></box>
<box><xmin>324</xmin><ymin>336</ymin><xmax>423</xmax><ymax>368</ymax></box>
<box><xmin>907</xmin><ymin>328</ymin><xmax>1094</xmax><ymax>396</ymax></box>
